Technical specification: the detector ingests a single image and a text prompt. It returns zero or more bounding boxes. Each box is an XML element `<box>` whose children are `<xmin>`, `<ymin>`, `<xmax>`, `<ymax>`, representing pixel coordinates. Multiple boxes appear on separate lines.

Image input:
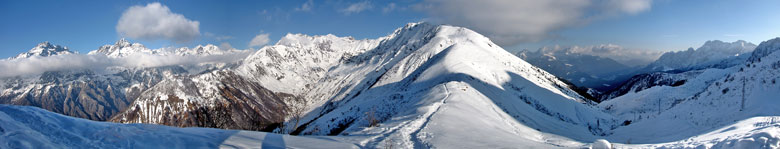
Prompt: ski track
<box><xmin>360</xmin><ymin>83</ymin><xmax>451</xmax><ymax>148</ymax></box>
<box><xmin>407</xmin><ymin>83</ymin><xmax>450</xmax><ymax>148</ymax></box>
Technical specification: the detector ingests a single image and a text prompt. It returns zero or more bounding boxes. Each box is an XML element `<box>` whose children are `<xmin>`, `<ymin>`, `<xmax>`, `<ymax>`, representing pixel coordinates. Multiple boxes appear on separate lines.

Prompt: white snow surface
<box><xmin>0</xmin><ymin>104</ymin><xmax>357</xmax><ymax>149</ymax></box>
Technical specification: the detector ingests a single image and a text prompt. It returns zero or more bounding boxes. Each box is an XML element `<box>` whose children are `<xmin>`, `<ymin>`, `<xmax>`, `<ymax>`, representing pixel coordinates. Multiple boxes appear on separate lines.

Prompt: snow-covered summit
<box><xmin>9</xmin><ymin>41</ymin><xmax>73</xmax><ymax>60</ymax></box>
<box><xmin>235</xmin><ymin>30</ymin><xmax>385</xmax><ymax>94</ymax></box>
<box><xmin>748</xmin><ymin>37</ymin><xmax>780</xmax><ymax>62</ymax></box>
<box><xmin>644</xmin><ymin>40</ymin><xmax>756</xmax><ymax>72</ymax></box>
<box><xmin>173</xmin><ymin>44</ymin><xmax>226</xmax><ymax>56</ymax></box>
<box><xmin>88</xmin><ymin>38</ymin><xmax>153</xmax><ymax>58</ymax></box>
<box><xmin>87</xmin><ymin>38</ymin><xmax>246</xmax><ymax>58</ymax></box>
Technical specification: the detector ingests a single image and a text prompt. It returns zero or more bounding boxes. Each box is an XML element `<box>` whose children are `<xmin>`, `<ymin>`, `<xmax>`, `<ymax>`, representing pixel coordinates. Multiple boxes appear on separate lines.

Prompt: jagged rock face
<box><xmin>2</xmin><ymin>71</ymin><xmax>122</xmax><ymax>120</ymax></box>
<box><xmin>110</xmin><ymin>71</ymin><xmax>297</xmax><ymax>131</ymax></box>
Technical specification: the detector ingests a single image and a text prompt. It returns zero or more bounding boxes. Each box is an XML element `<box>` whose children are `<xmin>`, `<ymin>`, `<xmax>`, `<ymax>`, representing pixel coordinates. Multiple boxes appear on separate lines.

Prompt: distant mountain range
<box><xmin>516</xmin><ymin>40</ymin><xmax>758</xmax><ymax>97</ymax></box>
<box><xmin>515</xmin><ymin>47</ymin><xmax>640</xmax><ymax>92</ymax></box>
<box><xmin>642</xmin><ymin>40</ymin><xmax>756</xmax><ymax>72</ymax></box>
<box><xmin>0</xmin><ymin>38</ymin><xmax>247</xmax><ymax>121</ymax></box>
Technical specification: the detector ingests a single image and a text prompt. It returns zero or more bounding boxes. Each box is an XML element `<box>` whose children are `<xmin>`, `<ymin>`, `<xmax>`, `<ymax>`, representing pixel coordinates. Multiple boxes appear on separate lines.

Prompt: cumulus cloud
<box><xmin>249</xmin><ymin>33</ymin><xmax>271</xmax><ymax>48</ymax></box>
<box><xmin>295</xmin><ymin>0</ymin><xmax>314</xmax><ymax>12</ymax></box>
<box><xmin>0</xmin><ymin>50</ymin><xmax>252</xmax><ymax>78</ymax></box>
<box><xmin>340</xmin><ymin>1</ymin><xmax>372</xmax><ymax>15</ymax></box>
<box><xmin>219</xmin><ymin>42</ymin><xmax>234</xmax><ymax>50</ymax></box>
<box><xmin>417</xmin><ymin>0</ymin><xmax>653</xmax><ymax>46</ymax></box>
<box><xmin>116</xmin><ymin>2</ymin><xmax>200</xmax><ymax>43</ymax></box>
<box><xmin>538</xmin><ymin>44</ymin><xmax>664</xmax><ymax>66</ymax></box>
<box><xmin>112</xmin><ymin>52</ymin><xmax>250</xmax><ymax>68</ymax></box>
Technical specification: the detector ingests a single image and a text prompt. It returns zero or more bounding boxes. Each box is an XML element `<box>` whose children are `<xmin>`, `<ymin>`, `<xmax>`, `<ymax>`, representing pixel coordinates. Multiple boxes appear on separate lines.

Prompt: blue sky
<box><xmin>2</xmin><ymin>0</ymin><xmax>780</xmax><ymax>61</ymax></box>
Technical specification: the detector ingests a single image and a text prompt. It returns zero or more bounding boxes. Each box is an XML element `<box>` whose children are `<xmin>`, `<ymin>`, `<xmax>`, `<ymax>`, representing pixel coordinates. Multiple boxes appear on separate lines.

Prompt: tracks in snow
<box><xmin>361</xmin><ymin>82</ymin><xmax>453</xmax><ymax>148</ymax></box>
<box><xmin>408</xmin><ymin>83</ymin><xmax>451</xmax><ymax>148</ymax></box>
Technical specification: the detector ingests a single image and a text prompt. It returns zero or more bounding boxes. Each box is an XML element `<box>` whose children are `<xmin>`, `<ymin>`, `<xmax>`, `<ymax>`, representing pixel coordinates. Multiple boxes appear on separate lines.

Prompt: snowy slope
<box><xmin>277</xmin><ymin>23</ymin><xmax>620</xmax><ymax>148</ymax></box>
<box><xmin>0</xmin><ymin>104</ymin><xmax>356</xmax><ymax>148</ymax></box>
<box><xmin>595</xmin><ymin>38</ymin><xmax>780</xmax><ymax>148</ymax></box>
<box><xmin>109</xmin><ymin>70</ymin><xmax>297</xmax><ymax>131</ymax></box>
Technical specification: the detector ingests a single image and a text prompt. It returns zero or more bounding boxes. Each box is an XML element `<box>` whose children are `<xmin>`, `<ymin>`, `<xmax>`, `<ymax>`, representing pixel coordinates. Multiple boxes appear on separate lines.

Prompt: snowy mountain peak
<box><xmin>115</xmin><ymin>38</ymin><xmax>131</xmax><ymax>47</ymax></box>
<box><xmin>748</xmin><ymin>37</ymin><xmax>780</xmax><ymax>62</ymax></box>
<box><xmin>35</xmin><ymin>41</ymin><xmax>53</xmax><ymax>48</ymax></box>
<box><xmin>173</xmin><ymin>44</ymin><xmax>224</xmax><ymax>56</ymax></box>
<box><xmin>275</xmin><ymin>33</ymin><xmax>353</xmax><ymax>48</ymax></box>
<box><xmin>699</xmin><ymin>40</ymin><xmax>755</xmax><ymax>53</ymax></box>
<box><xmin>9</xmin><ymin>41</ymin><xmax>73</xmax><ymax>60</ymax></box>
<box><xmin>88</xmin><ymin>38</ymin><xmax>151</xmax><ymax>58</ymax></box>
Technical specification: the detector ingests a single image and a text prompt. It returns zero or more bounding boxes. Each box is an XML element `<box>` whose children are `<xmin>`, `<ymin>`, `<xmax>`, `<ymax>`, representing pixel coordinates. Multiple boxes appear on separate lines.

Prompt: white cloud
<box><xmin>538</xmin><ymin>44</ymin><xmax>664</xmax><ymax>66</ymax></box>
<box><xmin>417</xmin><ymin>0</ymin><xmax>653</xmax><ymax>46</ymax></box>
<box><xmin>219</xmin><ymin>42</ymin><xmax>234</xmax><ymax>50</ymax></box>
<box><xmin>605</xmin><ymin>0</ymin><xmax>653</xmax><ymax>15</ymax></box>
<box><xmin>0</xmin><ymin>50</ymin><xmax>252</xmax><ymax>78</ymax></box>
<box><xmin>340</xmin><ymin>1</ymin><xmax>372</xmax><ymax>15</ymax></box>
<box><xmin>295</xmin><ymin>0</ymin><xmax>314</xmax><ymax>12</ymax></box>
<box><xmin>113</xmin><ymin>52</ymin><xmax>250</xmax><ymax>68</ymax></box>
<box><xmin>116</xmin><ymin>2</ymin><xmax>200</xmax><ymax>43</ymax></box>
<box><xmin>249</xmin><ymin>33</ymin><xmax>271</xmax><ymax>48</ymax></box>
<box><xmin>382</xmin><ymin>3</ymin><xmax>397</xmax><ymax>14</ymax></box>
<box><xmin>216</xmin><ymin>36</ymin><xmax>233</xmax><ymax>41</ymax></box>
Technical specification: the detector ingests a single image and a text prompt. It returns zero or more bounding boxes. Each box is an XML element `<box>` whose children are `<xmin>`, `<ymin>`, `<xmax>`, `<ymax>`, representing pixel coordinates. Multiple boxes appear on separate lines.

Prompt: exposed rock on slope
<box><xmin>110</xmin><ymin>71</ymin><xmax>296</xmax><ymax>131</ymax></box>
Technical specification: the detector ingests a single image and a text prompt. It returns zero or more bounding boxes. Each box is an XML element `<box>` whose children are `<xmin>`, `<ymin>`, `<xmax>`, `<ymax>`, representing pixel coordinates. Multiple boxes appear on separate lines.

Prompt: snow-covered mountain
<box><xmin>9</xmin><ymin>41</ymin><xmax>74</xmax><ymax>60</ymax></box>
<box><xmin>88</xmin><ymin>38</ymin><xmax>154</xmax><ymax>58</ymax></box>
<box><xmin>591</xmin><ymin>37</ymin><xmax>780</xmax><ymax>148</ymax></box>
<box><xmin>285</xmin><ymin>23</ymin><xmax>616</xmax><ymax>148</ymax></box>
<box><xmin>173</xmin><ymin>44</ymin><xmax>227</xmax><ymax>56</ymax></box>
<box><xmin>515</xmin><ymin>47</ymin><xmax>639</xmax><ymax>92</ymax></box>
<box><xmin>107</xmin><ymin>23</ymin><xmax>618</xmax><ymax>148</ymax></box>
<box><xmin>88</xmin><ymin>38</ymin><xmax>238</xmax><ymax>58</ymax></box>
<box><xmin>643</xmin><ymin>40</ymin><xmax>756</xmax><ymax>72</ymax></box>
<box><xmin>0</xmin><ymin>39</ymin><xmax>246</xmax><ymax>121</ymax></box>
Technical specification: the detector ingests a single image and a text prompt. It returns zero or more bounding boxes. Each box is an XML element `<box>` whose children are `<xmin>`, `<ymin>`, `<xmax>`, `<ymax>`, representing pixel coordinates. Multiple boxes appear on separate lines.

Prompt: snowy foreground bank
<box><xmin>1</xmin><ymin>104</ymin><xmax>777</xmax><ymax>148</ymax></box>
<box><xmin>0</xmin><ymin>105</ymin><xmax>357</xmax><ymax>148</ymax></box>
